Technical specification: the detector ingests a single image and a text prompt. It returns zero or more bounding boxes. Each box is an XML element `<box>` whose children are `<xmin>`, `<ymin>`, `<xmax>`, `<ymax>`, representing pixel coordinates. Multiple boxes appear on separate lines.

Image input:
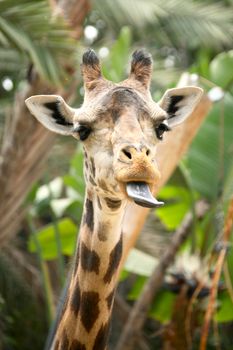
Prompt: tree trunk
<box><xmin>0</xmin><ymin>0</ymin><xmax>91</xmax><ymax>246</ymax></box>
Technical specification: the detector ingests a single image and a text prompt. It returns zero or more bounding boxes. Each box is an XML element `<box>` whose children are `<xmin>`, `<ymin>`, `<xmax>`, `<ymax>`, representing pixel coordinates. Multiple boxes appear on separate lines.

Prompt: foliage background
<box><xmin>0</xmin><ymin>0</ymin><xmax>233</xmax><ymax>349</ymax></box>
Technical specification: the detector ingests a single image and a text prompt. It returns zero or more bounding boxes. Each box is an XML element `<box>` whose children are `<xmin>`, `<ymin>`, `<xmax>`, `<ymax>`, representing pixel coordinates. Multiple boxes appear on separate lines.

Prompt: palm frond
<box><xmin>0</xmin><ymin>0</ymin><xmax>76</xmax><ymax>86</ymax></box>
<box><xmin>95</xmin><ymin>0</ymin><xmax>233</xmax><ymax>49</ymax></box>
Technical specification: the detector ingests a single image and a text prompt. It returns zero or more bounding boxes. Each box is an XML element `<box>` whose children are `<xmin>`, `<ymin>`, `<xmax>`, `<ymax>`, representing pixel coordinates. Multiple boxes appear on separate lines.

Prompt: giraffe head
<box><xmin>26</xmin><ymin>49</ymin><xmax>202</xmax><ymax>208</ymax></box>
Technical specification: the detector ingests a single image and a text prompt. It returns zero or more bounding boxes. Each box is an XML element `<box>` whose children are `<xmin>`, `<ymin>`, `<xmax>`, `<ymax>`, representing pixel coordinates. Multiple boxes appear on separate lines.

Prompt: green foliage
<box><xmin>156</xmin><ymin>185</ymin><xmax>193</xmax><ymax>230</ymax></box>
<box><xmin>95</xmin><ymin>0</ymin><xmax>233</xmax><ymax>49</ymax></box>
<box><xmin>210</xmin><ymin>50</ymin><xmax>233</xmax><ymax>89</ymax></box>
<box><xmin>150</xmin><ymin>290</ymin><xmax>175</xmax><ymax>323</ymax></box>
<box><xmin>216</xmin><ymin>291</ymin><xmax>233</xmax><ymax>323</ymax></box>
<box><xmin>0</xmin><ymin>253</ymin><xmax>47</xmax><ymax>350</ymax></box>
<box><xmin>101</xmin><ymin>26</ymin><xmax>132</xmax><ymax>82</ymax></box>
<box><xmin>0</xmin><ymin>0</ymin><xmax>76</xmax><ymax>86</ymax></box>
<box><xmin>124</xmin><ymin>248</ymin><xmax>157</xmax><ymax>277</ymax></box>
<box><xmin>28</xmin><ymin>218</ymin><xmax>77</xmax><ymax>260</ymax></box>
<box><xmin>186</xmin><ymin>93</ymin><xmax>233</xmax><ymax>200</ymax></box>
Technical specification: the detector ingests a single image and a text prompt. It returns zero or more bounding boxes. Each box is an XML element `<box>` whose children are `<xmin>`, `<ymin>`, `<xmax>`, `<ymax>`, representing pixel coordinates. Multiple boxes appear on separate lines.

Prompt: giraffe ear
<box><xmin>81</xmin><ymin>49</ymin><xmax>102</xmax><ymax>88</ymax></box>
<box><xmin>159</xmin><ymin>86</ymin><xmax>203</xmax><ymax>127</ymax></box>
<box><xmin>25</xmin><ymin>95</ymin><xmax>75</xmax><ymax>135</ymax></box>
<box><xmin>129</xmin><ymin>50</ymin><xmax>153</xmax><ymax>89</ymax></box>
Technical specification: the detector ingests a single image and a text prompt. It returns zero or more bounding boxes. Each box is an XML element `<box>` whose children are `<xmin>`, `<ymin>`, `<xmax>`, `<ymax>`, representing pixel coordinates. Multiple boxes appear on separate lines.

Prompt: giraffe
<box><xmin>25</xmin><ymin>49</ymin><xmax>203</xmax><ymax>350</ymax></box>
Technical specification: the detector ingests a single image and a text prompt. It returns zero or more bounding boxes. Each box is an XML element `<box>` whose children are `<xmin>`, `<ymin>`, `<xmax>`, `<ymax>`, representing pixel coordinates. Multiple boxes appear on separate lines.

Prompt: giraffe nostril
<box><xmin>122</xmin><ymin>149</ymin><xmax>132</xmax><ymax>159</ymax></box>
<box><xmin>146</xmin><ymin>149</ymin><xmax>150</xmax><ymax>156</ymax></box>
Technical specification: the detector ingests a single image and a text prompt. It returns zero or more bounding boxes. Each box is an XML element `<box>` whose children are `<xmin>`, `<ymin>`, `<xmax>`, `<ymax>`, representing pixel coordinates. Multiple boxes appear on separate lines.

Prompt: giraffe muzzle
<box><xmin>126</xmin><ymin>182</ymin><xmax>164</xmax><ymax>208</ymax></box>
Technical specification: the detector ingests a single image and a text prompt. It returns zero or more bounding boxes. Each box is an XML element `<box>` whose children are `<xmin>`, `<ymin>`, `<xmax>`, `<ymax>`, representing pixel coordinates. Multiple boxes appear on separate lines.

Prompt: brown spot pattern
<box><xmin>54</xmin><ymin>340</ymin><xmax>59</xmax><ymax>350</ymax></box>
<box><xmin>106</xmin><ymin>290</ymin><xmax>115</xmax><ymax>310</ymax></box>
<box><xmin>93</xmin><ymin>322</ymin><xmax>110</xmax><ymax>350</ymax></box>
<box><xmin>98</xmin><ymin>179</ymin><xmax>108</xmax><ymax>191</ymax></box>
<box><xmin>81</xmin><ymin>242</ymin><xmax>100</xmax><ymax>274</ymax></box>
<box><xmin>70</xmin><ymin>340</ymin><xmax>86</xmax><ymax>350</ymax></box>
<box><xmin>104</xmin><ymin>234</ymin><xmax>123</xmax><ymax>283</ymax></box>
<box><xmin>80</xmin><ymin>292</ymin><xmax>100</xmax><ymax>332</ymax></box>
<box><xmin>104</xmin><ymin>197</ymin><xmax>122</xmax><ymax>210</ymax></box>
<box><xmin>89</xmin><ymin>175</ymin><xmax>96</xmax><ymax>186</ymax></box>
<box><xmin>73</xmin><ymin>242</ymin><xmax>80</xmax><ymax>276</ymax></box>
<box><xmin>60</xmin><ymin>330</ymin><xmax>69</xmax><ymax>350</ymax></box>
<box><xmin>90</xmin><ymin>157</ymin><xmax>96</xmax><ymax>177</ymax></box>
<box><xmin>97</xmin><ymin>222</ymin><xmax>109</xmax><ymax>242</ymax></box>
<box><xmin>70</xmin><ymin>280</ymin><xmax>81</xmax><ymax>317</ymax></box>
<box><xmin>84</xmin><ymin>198</ymin><xmax>94</xmax><ymax>231</ymax></box>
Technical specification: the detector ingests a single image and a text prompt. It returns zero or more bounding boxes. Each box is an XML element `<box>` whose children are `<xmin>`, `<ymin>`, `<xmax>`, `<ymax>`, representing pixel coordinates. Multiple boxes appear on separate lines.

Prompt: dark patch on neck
<box><xmin>70</xmin><ymin>279</ymin><xmax>81</xmax><ymax>317</ymax></box>
<box><xmin>84</xmin><ymin>158</ymin><xmax>89</xmax><ymax>170</ymax></box>
<box><xmin>73</xmin><ymin>241</ymin><xmax>80</xmax><ymax>276</ymax></box>
<box><xmin>93</xmin><ymin>322</ymin><xmax>110</xmax><ymax>350</ymax></box>
<box><xmin>84</xmin><ymin>198</ymin><xmax>94</xmax><ymax>232</ymax></box>
<box><xmin>90</xmin><ymin>157</ymin><xmax>96</xmax><ymax>177</ymax></box>
<box><xmin>105</xmin><ymin>197</ymin><xmax>122</xmax><ymax>210</ymax></box>
<box><xmin>167</xmin><ymin>95</ymin><xmax>184</xmax><ymax>117</ymax></box>
<box><xmin>44</xmin><ymin>101</ymin><xmax>72</xmax><ymax>126</ymax></box>
<box><xmin>89</xmin><ymin>175</ymin><xmax>97</xmax><ymax>187</ymax></box>
<box><xmin>80</xmin><ymin>291</ymin><xmax>100</xmax><ymax>332</ymax></box>
<box><xmin>98</xmin><ymin>179</ymin><xmax>109</xmax><ymax>192</ymax></box>
<box><xmin>60</xmin><ymin>330</ymin><xmax>69</xmax><ymax>350</ymax></box>
<box><xmin>97</xmin><ymin>221</ymin><xmax>109</xmax><ymax>242</ymax></box>
<box><xmin>104</xmin><ymin>234</ymin><xmax>123</xmax><ymax>284</ymax></box>
<box><xmin>80</xmin><ymin>242</ymin><xmax>100</xmax><ymax>274</ymax></box>
<box><xmin>106</xmin><ymin>289</ymin><xmax>115</xmax><ymax>310</ymax></box>
<box><xmin>69</xmin><ymin>340</ymin><xmax>86</xmax><ymax>350</ymax></box>
<box><xmin>54</xmin><ymin>340</ymin><xmax>59</xmax><ymax>350</ymax></box>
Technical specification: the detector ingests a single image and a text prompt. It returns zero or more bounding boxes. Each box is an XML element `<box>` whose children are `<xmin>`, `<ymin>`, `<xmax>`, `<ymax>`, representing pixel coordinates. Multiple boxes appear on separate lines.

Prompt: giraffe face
<box><xmin>25</xmin><ymin>50</ymin><xmax>203</xmax><ymax>207</ymax></box>
<box><xmin>78</xmin><ymin>86</ymin><xmax>164</xmax><ymax>200</ymax></box>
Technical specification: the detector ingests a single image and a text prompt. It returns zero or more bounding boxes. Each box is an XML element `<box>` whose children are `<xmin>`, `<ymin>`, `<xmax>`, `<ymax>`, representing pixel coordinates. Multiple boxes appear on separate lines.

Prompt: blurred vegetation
<box><xmin>1</xmin><ymin>0</ymin><xmax>233</xmax><ymax>349</ymax></box>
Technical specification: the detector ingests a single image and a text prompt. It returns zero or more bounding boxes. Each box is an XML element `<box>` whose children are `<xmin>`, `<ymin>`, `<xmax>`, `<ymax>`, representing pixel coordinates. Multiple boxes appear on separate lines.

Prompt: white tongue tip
<box><xmin>126</xmin><ymin>182</ymin><xmax>164</xmax><ymax>208</ymax></box>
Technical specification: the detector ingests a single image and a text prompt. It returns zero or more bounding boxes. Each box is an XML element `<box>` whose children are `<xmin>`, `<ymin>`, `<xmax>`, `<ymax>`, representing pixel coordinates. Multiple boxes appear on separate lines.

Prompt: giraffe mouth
<box><xmin>126</xmin><ymin>182</ymin><xmax>164</xmax><ymax>208</ymax></box>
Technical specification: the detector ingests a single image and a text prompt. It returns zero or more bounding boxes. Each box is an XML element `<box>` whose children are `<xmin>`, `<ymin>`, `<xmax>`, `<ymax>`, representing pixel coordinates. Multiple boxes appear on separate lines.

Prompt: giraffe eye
<box><xmin>75</xmin><ymin>125</ymin><xmax>92</xmax><ymax>141</ymax></box>
<box><xmin>155</xmin><ymin>122</ymin><xmax>170</xmax><ymax>140</ymax></box>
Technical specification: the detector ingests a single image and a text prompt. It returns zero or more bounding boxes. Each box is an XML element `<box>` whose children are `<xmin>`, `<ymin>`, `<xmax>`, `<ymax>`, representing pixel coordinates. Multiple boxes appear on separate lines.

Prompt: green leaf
<box><xmin>28</xmin><ymin>218</ymin><xmax>77</xmax><ymax>260</ymax></box>
<box><xmin>186</xmin><ymin>93</ymin><xmax>233</xmax><ymax>200</ymax></box>
<box><xmin>0</xmin><ymin>0</ymin><xmax>76</xmax><ymax>85</ymax></box>
<box><xmin>215</xmin><ymin>291</ymin><xmax>233</xmax><ymax>323</ymax></box>
<box><xmin>63</xmin><ymin>175</ymin><xmax>84</xmax><ymax>195</ymax></box>
<box><xmin>150</xmin><ymin>290</ymin><xmax>175</xmax><ymax>323</ymax></box>
<box><xmin>70</xmin><ymin>148</ymin><xmax>84</xmax><ymax>177</ymax></box>
<box><xmin>210</xmin><ymin>51</ymin><xmax>233</xmax><ymax>89</ymax></box>
<box><xmin>128</xmin><ymin>275</ymin><xmax>147</xmax><ymax>300</ymax></box>
<box><xmin>156</xmin><ymin>185</ymin><xmax>192</xmax><ymax>230</ymax></box>
<box><xmin>124</xmin><ymin>248</ymin><xmax>157</xmax><ymax>276</ymax></box>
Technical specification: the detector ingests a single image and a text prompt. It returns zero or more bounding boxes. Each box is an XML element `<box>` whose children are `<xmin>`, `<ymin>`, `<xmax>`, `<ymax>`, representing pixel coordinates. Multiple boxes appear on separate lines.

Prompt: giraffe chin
<box><xmin>126</xmin><ymin>182</ymin><xmax>164</xmax><ymax>208</ymax></box>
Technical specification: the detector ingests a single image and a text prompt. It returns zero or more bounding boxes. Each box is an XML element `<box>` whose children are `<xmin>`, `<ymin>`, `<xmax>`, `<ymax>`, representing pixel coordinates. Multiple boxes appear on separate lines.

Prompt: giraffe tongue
<box><xmin>126</xmin><ymin>182</ymin><xmax>164</xmax><ymax>208</ymax></box>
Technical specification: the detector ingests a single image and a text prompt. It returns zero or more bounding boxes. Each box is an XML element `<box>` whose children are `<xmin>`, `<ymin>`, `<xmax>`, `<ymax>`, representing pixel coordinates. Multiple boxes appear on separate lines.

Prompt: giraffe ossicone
<box><xmin>25</xmin><ymin>49</ymin><xmax>203</xmax><ymax>350</ymax></box>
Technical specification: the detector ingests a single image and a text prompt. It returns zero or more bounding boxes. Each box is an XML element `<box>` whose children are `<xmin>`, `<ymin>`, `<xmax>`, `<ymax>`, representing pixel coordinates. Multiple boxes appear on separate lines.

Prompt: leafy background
<box><xmin>1</xmin><ymin>0</ymin><xmax>233</xmax><ymax>349</ymax></box>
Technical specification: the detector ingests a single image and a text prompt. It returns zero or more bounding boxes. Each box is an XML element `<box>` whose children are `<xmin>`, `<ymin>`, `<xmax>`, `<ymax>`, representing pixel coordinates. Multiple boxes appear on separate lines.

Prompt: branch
<box><xmin>199</xmin><ymin>197</ymin><xmax>233</xmax><ymax>350</ymax></box>
<box><xmin>116</xmin><ymin>201</ymin><xmax>209</xmax><ymax>350</ymax></box>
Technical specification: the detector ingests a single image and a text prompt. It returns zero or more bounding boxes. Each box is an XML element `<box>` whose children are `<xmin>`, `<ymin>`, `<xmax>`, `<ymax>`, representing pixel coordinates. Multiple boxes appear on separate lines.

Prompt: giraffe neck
<box><xmin>53</xmin><ymin>190</ymin><xmax>126</xmax><ymax>350</ymax></box>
